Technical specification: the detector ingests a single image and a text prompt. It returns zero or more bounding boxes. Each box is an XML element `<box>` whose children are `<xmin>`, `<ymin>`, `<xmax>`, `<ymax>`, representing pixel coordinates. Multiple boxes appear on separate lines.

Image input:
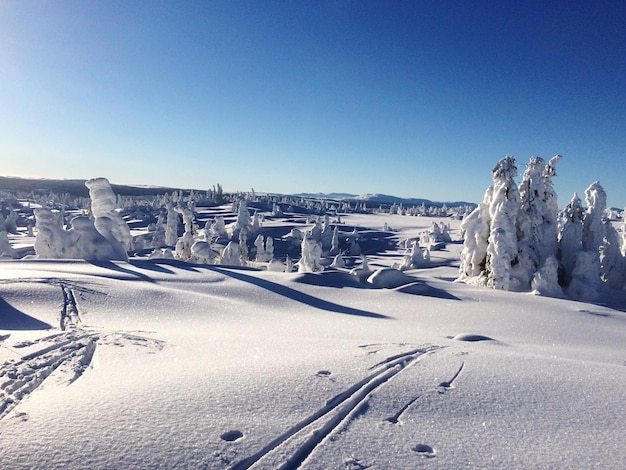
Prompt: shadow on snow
<box><xmin>209</xmin><ymin>266</ymin><xmax>390</xmax><ymax>319</ymax></box>
<box><xmin>0</xmin><ymin>297</ymin><xmax>52</xmax><ymax>330</ymax></box>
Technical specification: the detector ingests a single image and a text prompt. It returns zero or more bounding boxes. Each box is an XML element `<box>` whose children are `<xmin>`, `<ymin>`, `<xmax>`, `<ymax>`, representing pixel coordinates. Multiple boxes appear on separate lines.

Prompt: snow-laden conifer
<box><xmin>297</xmin><ymin>231</ymin><xmax>323</xmax><ymax>273</ymax></box>
<box><xmin>33</xmin><ymin>209</ymin><xmax>127</xmax><ymax>261</ymax></box>
<box><xmin>458</xmin><ymin>186</ymin><xmax>493</xmax><ymax>283</ymax></box>
<box><xmin>165</xmin><ymin>201</ymin><xmax>179</xmax><ymax>246</ymax></box>
<box><xmin>557</xmin><ymin>193</ymin><xmax>584</xmax><ymax>287</ymax></box>
<box><xmin>84</xmin><ymin>177</ymin><xmax>133</xmax><ymax>253</ymax></box>
<box><xmin>517</xmin><ymin>156</ymin><xmax>561</xmax><ymax>288</ymax></box>
<box><xmin>486</xmin><ymin>156</ymin><xmax>521</xmax><ymax>290</ymax></box>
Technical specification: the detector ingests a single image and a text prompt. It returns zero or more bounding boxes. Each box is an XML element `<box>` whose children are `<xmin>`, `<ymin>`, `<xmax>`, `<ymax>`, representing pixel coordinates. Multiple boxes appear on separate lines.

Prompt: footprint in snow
<box><xmin>316</xmin><ymin>370</ymin><xmax>332</xmax><ymax>378</ymax></box>
<box><xmin>412</xmin><ymin>444</ymin><xmax>436</xmax><ymax>458</ymax></box>
<box><xmin>220</xmin><ymin>430</ymin><xmax>243</xmax><ymax>442</ymax></box>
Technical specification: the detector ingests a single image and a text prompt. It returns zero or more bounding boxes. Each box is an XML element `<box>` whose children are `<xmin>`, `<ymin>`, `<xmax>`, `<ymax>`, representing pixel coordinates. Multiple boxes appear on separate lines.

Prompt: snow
<box><xmin>1</xmin><ymin>196</ymin><xmax>625</xmax><ymax>469</ymax></box>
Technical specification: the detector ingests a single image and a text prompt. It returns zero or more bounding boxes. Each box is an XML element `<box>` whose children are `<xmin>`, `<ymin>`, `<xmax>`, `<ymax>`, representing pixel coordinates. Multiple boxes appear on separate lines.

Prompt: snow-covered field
<box><xmin>1</xmin><ymin>201</ymin><xmax>625</xmax><ymax>469</ymax></box>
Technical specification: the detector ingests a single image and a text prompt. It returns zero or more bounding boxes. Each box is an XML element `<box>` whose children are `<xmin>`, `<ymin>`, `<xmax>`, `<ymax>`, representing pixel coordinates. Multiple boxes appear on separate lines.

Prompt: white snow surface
<box><xmin>1</xmin><ymin>211</ymin><xmax>625</xmax><ymax>469</ymax></box>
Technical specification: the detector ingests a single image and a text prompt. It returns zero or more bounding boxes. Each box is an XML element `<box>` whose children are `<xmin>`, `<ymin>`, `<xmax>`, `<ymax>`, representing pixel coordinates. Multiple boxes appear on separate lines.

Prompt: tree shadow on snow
<box><xmin>87</xmin><ymin>261</ymin><xmax>159</xmax><ymax>283</ymax></box>
<box><xmin>0</xmin><ymin>297</ymin><xmax>52</xmax><ymax>330</ymax></box>
<box><xmin>209</xmin><ymin>266</ymin><xmax>390</xmax><ymax>319</ymax></box>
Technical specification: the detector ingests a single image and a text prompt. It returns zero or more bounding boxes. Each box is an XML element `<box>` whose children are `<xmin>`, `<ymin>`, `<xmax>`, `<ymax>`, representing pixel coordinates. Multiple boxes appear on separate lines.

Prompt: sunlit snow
<box><xmin>0</xmin><ymin>179</ymin><xmax>625</xmax><ymax>469</ymax></box>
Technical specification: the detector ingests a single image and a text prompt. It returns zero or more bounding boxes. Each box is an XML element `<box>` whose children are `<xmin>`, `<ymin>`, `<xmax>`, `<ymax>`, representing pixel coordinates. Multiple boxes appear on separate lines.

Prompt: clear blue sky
<box><xmin>1</xmin><ymin>1</ymin><xmax>625</xmax><ymax>207</ymax></box>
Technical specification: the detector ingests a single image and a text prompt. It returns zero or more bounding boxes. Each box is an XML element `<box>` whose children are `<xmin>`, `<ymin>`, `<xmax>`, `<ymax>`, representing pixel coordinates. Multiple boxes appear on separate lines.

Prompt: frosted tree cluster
<box><xmin>34</xmin><ymin>178</ymin><xmax>132</xmax><ymax>261</ymax></box>
<box><xmin>458</xmin><ymin>156</ymin><xmax>625</xmax><ymax>299</ymax></box>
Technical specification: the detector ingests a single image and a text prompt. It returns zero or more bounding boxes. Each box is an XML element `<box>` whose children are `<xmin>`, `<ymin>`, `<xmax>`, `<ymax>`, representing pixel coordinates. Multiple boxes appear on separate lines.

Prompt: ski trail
<box><xmin>60</xmin><ymin>284</ymin><xmax>82</xmax><ymax>331</ymax></box>
<box><xmin>1</xmin><ymin>281</ymin><xmax>165</xmax><ymax>420</ymax></box>
<box><xmin>230</xmin><ymin>345</ymin><xmax>440</xmax><ymax>470</ymax></box>
<box><xmin>385</xmin><ymin>361</ymin><xmax>465</xmax><ymax>425</ymax></box>
<box><xmin>0</xmin><ymin>331</ymin><xmax>98</xmax><ymax>419</ymax></box>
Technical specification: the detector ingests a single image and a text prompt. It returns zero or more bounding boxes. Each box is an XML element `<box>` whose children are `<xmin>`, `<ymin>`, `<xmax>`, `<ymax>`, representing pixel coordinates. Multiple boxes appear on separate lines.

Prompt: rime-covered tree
<box><xmin>557</xmin><ymin>193</ymin><xmax>585</xmax><ymax>287</ymax></box>
<box><xmin>486</xmin><ymin>156</ymin><xmax>521</xmax><ymax>290</ymax></box>
<box><xmin>400</xmin><ymin>240</ymin><xmax>430</xmax><ymax>270</ymax></box>
<box><xmin>582</xmin><ymin>182</ymin><xmax>606</xmax><ymax>253</ymax></box>
<box><xmin>34</xmin><ymin>209</ymin><xmax>127</xmax><ymax>261</ymax></box>
<box><xmin>189</xmin><ymin>241</ymin><xmax>216</xmax><ymax>264</ymax></box>
<box><xmin>298</xmin><ymin>231</ymin><xmax>323</xmax><ymax>273</ymax></box>
<box><xmin>329</xmin><ymin>225</ymin><xmax>340</xmax><ymax>256</ymax></box>
<box><xmin>516</xmin><ymin>156</ymin><xmax>561</xmax><ymax>288</ymax></box>
<box><xmin>165</xmin><ymin>201</ymin><xmax>180</xmax><ymax>246</ymax></box>
<box><xmin>232</xmin><ymin>199</ymin><xmax>252</xmax><ymax>240</ymax></box>
<box><xmin>0</xmin><ymin>231</ymin><xmax>18</xmax><ymax>259</ymax></box>
<box><xmin>600</xmin><ymin>221</ymin><xmax>625</xmax><ymax>289</ymax></box>
<box><xmin>4</xmin><ymin>210</ymin><xmax>17</xmax><ymax>234</ymax></box>
<box><xmin>85</xmin><ymin>177</ymin><xmax>133</xmax><ymax>253</ymax></box>
<box><xmin>580</xmin><ymin>182</ymin><xmax>625</xmax><ymax>289</ymax></box>
<box><xmin>220</xmin><ymin>241</ymin><xmax>241</xmax><ymax>265</ymax></box>
<box><xmin>458</xmin><ymin>186</ymin><xmax>493</xmax><ymax>283</ymax></box>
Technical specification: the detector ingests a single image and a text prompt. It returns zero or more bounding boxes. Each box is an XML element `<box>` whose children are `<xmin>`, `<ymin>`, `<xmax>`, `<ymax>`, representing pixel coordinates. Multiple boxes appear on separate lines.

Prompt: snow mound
<box><xmin>366</xmin><ymin>268</ymin><xmax>416</xmax><ymax>288</ymax></box>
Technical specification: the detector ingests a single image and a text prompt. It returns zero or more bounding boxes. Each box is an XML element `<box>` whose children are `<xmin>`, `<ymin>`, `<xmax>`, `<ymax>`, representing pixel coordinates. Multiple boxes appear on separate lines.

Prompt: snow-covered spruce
<box><xmin>298</xmin><ymin>231</ymin><xmax>323</xmax><ymax>273</ymax></box>
<box><xmin>84</xmin><ymin>177</ymin><xmax>133</xmax><ymax>255</ymax></box>
<box><xmin>459</xmin><ymin>157</ymin><xmax>625</xmax><ymax>298</ymax></box>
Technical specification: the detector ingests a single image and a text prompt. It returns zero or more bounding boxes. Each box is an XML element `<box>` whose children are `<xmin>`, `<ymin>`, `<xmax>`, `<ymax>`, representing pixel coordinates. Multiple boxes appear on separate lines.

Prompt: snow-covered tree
<box><xmin>400</xmin><ymin>240</ymin><xmax>430</xmax><ymax>270</ymax></box>
<box><xmin>174</xmin><ymin>205</ymin><xmax>196</xmax><ymax>261</ymax></box>
<box><xmin>582</xmin><ymin>181</ymin><xmax>607</xmax><ymax>253</ymax></box>
<box><xmin>208</xmin><ymin>216</ymin><xmax>228</xmax><ymax>243</ymax></box>
<box><xmin>298</xmin><ymin>231</ymin><xmax>323</xmax><ymax>273</ymax></box>
<box><xmin>165</xmin><ymin>202</ymin><xmax>179</xmax><ymax>246</ymax></box>
<box><xmin>189</xmin><ymin>241</ymin><xmax>216</xmax><ymax>264</ymax></box>
<box><xmin>254</xmin><ymin>235</ymin><xmax>274</xmax><ymax>263</ymax></box>
<box><xmin>557</xmin><ymin>193</ymin><xmax>585</xmax><ymax>287</ymax></box>
<box><xmin>458</xmin><ymin>186</ymin><xmax>493</xmax><ymax>283</ymax></box>
<box><xmin>531</xmin><ymin>256</ymin><xmax>563</xmax><ymax>298</ymax></box>
<box><xmin>600</xmin><ymin>221</ymin><xmax>625</xmax><ymax>289</ymax></box>
<box><xmin>566</xmin><ymin>251</ymin><xmax>602</xmax><ymax>301</ymax></box>
<box><xmin>34</xmin><ymin>209</ymin><xmax>67</xmax><ymax>258</ymax></box>
<box><xmin>149</xmin><ymin>212</ymin><xmax>167</xmax><ymax>249</ymax></box>
<box><xmin>220</xmin><ymin>241</ymin><xmax>241</xmax><ymax>265</ymax></box>
<box><xmin>516</xmin><ymin>156</ymin><xmax>561</xmax><ymax>288</ymax></box>
<box><xmin>4</xmin><ymin>210</ymin><xmax>17</xmax><ymax>234</ymax></box>
<box><xmin>238</xmin><ymin>230</ymin><xmax>249</xmax><ymax>265</ymax></box>
<box><xmin>84</xmin><ymin>177</ymin><xmax>133</xmax><ymax>252</ymax></box>
<box><xmin>0</xmin><ymin>231</ymin><xmax>18</xmax><ymax>259</ymax></box>
<box><xmin>34</xmin><ymin>209</ymin><xmax>127</xmax><ymax>261</ymax></box>
<box><xmin>175</xmin><ymin>231</ymin><xmax>194</xmax><ymax>261</ymax></box>
<box><xmin>232</xmin><ymin>199</ymin><xmax>252</xmax><ymax>240</ymax></box>
<box><xmin>330</xmin><ymin>252</ymin><xmax>346</xmax><ymax>268</ymax></box>
<box><xmin>580</xmin><ymin>182</ymin><xmax>625</xmax><ymax>289</ymax></box>
<box><xmin>329</xmin><ymin>225</ymin><xmax>340</xmax><ymax>256</ymax></box>
<box><xmin>483</xmin><ymin>156</ymin><xmax>521</xmax><ymax>290</ymax></box>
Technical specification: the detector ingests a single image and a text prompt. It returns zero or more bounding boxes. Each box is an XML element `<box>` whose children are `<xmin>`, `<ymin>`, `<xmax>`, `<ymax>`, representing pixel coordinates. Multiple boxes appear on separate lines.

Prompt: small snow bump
<box><xmin>451</xmin><ymin>333</ymin><xmax>495</xmax><ymax>342</ymax></box>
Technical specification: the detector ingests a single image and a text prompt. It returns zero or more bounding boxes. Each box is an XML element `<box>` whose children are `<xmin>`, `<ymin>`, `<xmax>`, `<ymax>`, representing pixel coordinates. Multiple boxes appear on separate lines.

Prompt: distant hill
<box><xmin>0</xmin><ymin>176</ymin><xmax>181</xmax><ymax>197</ymax></box>
<box><xmin>1</xmin><ymin>177</ymin><xmax>476</xmax><ymax>208</ymax></box>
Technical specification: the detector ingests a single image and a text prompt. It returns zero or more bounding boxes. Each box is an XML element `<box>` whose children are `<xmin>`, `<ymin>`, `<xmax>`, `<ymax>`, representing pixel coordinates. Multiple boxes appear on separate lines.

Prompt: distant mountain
<box><xmin>293</xmin><ymin>192</ymin><xmax>475</xmax><ymax>208</ymax></box>
<box><xmin>291</xmin><ymin>192</ymin><xmax>358</xmax><ymax>200</ymax></box>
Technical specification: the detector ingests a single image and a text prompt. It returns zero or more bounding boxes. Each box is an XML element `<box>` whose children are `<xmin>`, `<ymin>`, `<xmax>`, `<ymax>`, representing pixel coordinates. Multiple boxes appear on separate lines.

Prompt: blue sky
<box><xmin>1</xmin><ymin>1</ymin><xmax>625</xmax><ymax>207</ymax></box>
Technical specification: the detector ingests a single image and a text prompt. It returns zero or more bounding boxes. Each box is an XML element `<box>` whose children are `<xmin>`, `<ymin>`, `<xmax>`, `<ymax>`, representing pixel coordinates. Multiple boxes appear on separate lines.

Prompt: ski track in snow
<box><xmin>229</xmin><ymin>344</ymin><xmax>462</xmax><ymax>470</ymax></box>
<box><xmin>0</xmin><ymin>282</ymin><xmax>165</xmax><ymax>420</ymax></box>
